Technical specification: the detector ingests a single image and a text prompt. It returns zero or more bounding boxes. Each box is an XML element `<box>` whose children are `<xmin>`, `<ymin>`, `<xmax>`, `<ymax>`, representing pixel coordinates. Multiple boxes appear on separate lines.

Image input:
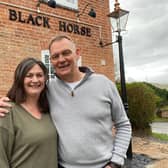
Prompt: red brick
<box><xmin>0</xmin><ymin>0</ymin><xmax>114</xmax><ymax>95</ymax></box>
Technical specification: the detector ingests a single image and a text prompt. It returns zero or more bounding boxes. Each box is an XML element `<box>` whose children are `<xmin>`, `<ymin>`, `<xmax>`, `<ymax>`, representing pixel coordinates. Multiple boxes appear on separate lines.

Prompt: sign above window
<box><xmin>57</xmin><ymin>0</ymin><xmax>78</xmax><ymax>10</ymax></box>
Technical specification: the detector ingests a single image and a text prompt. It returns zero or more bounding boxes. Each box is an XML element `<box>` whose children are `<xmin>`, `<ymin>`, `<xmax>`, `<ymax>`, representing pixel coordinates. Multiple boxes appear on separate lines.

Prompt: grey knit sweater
<box><xmin>47</xmin><ymin>67</ymin><xmax>132</xmax><ymax>168</ymax></box>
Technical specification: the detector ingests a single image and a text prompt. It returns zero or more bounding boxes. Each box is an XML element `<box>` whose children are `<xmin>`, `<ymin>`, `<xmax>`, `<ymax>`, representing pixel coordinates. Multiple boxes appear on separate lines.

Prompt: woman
<box><xmin>0</xmin><ymin>58</ymin><xmax>58</xmax><ymax>168</ymax></box>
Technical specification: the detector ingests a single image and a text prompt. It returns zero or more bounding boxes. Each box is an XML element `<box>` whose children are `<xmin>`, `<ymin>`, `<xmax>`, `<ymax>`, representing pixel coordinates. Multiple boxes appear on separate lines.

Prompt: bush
<box><xmin>126</xmin><ymin>83</ymin><xmax>157</xmax><ymax>129</ymax></box>
<box><xmin>144</xmin><ymin>82</ymin><xmax>168</xmax><ymax>107</ymax></box>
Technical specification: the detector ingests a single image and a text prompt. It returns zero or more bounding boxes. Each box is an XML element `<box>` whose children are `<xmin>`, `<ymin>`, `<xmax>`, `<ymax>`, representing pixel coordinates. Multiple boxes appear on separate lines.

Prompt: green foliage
<box><xmin>152</xmin><ymin>132</ymin><xmax>168</xmax><ymax>141</ymax></box>
<box><xmin>126</xmin><ymin>82</ymin><xmax>157</xmax><ymax>129</ymax></box>
<box><xmin>116</xmin><ymin>82</ymin><xmax>168</xmax><ymax>131</ymax></box>
<box><xmin>153</xmin><ymin>115</ymin><xmax>168</xmax><ymax>122</ymax></box>
<box><xmin>144</xmin><ymin>82</ymin><xmax>168</xmax><ymax>107</ymax></box>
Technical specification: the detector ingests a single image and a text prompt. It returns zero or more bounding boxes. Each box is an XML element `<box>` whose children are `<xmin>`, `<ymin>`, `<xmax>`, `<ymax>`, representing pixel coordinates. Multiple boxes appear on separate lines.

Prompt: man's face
<box><xmin>50</xmin><ymin>38</ymin><xmax>80</xmax><ymax>81</ymax></box>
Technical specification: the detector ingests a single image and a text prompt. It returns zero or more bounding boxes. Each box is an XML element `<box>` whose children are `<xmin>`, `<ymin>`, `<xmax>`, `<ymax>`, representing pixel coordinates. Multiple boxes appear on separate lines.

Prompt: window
<box><xmin>41</xmin><ymin>50</ymin><xmax>55</xmax><ymax>79</ymax></box>
<box><xmin>77</xmin><ymin>56</ymin><xmax>82</xmax><ymax>66</ymax></box>
<box><xmin>56</xmin><ymin>0</ymin><xmax>78</xmax><ymax>10</ymax></box>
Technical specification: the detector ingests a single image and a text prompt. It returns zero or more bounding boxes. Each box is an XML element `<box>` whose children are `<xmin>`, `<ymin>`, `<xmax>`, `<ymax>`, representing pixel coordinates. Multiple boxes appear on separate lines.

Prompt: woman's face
<box><xmin>23</xmin><ymin>64</ymin><xmax>46</xmax><ymax>98</ymax></box>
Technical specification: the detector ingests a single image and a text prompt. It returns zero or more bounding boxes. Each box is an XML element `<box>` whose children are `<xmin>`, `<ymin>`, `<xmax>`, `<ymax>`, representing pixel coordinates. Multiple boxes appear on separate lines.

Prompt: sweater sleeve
<box><xmin>0</xmin><ymin>128</ymin><xmax>15</xmax><ymax>168</ymax></box>
<box><xmin>0</xmin><ymin>110</ymin><xmax>15</xmax><ymax>168</ymax></box>
<box><xmin>108</xmin><ymin>80</ymin><xmax>132</xmax><ymax>165</ymax></box>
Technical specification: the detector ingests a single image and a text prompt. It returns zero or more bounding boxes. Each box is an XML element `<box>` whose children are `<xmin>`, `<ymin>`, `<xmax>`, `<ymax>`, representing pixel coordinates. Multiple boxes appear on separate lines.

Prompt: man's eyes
<box><xmin>62</xmin><ymin>50</ymin><xmax>72</xmax><ymax>56</ymax></box>
<box><xmin>51</xmin><ymin>49</ymin><xmax>72</xmax><ymax>60</ymax></box>
<box><xmin>51</xmin><ymin>54</ymin><xmax>59</xmax><ymax>59</ymax></box>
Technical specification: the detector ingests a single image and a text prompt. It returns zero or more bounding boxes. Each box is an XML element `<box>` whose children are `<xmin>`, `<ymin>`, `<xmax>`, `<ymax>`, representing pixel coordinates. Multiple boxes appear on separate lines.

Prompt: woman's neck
<box><xmin>21</xmin><ymin>97</ymin><xmax>42</xmax><ymax>119</ymax></box>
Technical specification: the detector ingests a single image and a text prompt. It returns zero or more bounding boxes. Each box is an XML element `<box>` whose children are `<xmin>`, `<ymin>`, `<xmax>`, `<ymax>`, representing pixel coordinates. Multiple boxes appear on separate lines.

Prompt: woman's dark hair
<box><xmin>7</xmin><ymin>57</ymin><xmax>49</xmax><ymax>113</ymax></box>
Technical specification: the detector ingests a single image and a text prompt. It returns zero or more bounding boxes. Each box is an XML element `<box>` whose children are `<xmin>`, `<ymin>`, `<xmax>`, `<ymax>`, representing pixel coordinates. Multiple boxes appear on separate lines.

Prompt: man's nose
<box><xmin>57</xmin><ymin>55</ymin><xmax>66</xmax><ymax>62</ymax></box>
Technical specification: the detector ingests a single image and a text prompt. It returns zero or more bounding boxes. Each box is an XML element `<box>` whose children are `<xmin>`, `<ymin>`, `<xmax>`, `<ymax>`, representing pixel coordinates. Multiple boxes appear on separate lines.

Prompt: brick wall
<box><xmin>0</xmin><ymin>0</ymin><xmax>114</xmax><ymax>96</ymax></box>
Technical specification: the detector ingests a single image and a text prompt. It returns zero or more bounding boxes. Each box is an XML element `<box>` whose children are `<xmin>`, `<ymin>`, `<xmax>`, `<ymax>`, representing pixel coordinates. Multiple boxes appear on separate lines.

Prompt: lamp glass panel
<box><xmin>119</xmin><ymin>13</ymin><xmax>129</xmax><ymax>31</ymax></box>
<box><xmin>109</xmin><ymin>10</ymin><xmax>129</xmax><ymax>32</ymax></box>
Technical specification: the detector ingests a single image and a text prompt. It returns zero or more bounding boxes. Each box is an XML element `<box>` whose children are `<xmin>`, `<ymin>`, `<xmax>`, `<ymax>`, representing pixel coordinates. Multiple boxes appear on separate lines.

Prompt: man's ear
<box><xmin>75</xmin><ymin>48</ymin><xmax>81</xmax><ymax>66</ymax></box>
<box><xmin>75</xmin><ymin>48</ymin><xmax>81</xmax><ymax>57</ymax></box>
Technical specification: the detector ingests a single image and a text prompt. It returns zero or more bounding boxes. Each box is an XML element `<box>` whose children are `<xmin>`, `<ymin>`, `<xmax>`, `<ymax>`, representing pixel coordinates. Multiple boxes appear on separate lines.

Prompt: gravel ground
<box><xmin>123</xmin><ymin>136</ymin><xmax>168</xmax><ymax>168</ymax></box>
<box><xmin>124</xmin><ymin>153</ymin><xmax>157</xmax><ymax>168</ymax></box>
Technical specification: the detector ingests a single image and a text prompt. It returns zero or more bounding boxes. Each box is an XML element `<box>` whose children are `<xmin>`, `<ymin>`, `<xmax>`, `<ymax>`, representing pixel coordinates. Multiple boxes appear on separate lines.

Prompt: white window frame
<box><xmin>41</xmin><ymin>50</ymin><xmax>55</xmax><ymax>79</ymax></box>
<box><xmin>56</xmin><ymin>0</ymin><xmax>78</xmax><ymax>10</ymax></box>
<box><xmin>77</xmin><ymin>55</ymin><xmax>82</xmax><ymax>66</ymax></box>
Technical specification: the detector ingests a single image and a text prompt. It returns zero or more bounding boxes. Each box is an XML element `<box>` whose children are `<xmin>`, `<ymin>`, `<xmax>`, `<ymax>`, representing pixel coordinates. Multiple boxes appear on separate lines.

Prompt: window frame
<box><xmin>56</xmin><ymin>0</ymin><xmax>78</xmax><ymax>11</ymax></box>
<box><xmin>41</xmin><ymin>50</ymin><xmax>55</xmax><ymax>79</ymax></box>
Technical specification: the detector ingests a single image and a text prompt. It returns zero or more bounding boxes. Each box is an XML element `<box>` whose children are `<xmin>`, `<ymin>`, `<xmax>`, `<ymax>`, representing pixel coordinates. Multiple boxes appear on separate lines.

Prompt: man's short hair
<box><xmin>49</xmin><ymin>34</ymin><xmax>74</xmax><ymax>51</ymax></box>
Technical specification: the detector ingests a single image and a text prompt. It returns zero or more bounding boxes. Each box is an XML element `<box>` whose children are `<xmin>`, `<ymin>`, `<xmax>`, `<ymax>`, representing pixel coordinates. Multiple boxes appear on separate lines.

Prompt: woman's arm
<box><xmin>0</xmin><ymin>108</ymin><xmax>14</xmax><ymax>168</ymax></box>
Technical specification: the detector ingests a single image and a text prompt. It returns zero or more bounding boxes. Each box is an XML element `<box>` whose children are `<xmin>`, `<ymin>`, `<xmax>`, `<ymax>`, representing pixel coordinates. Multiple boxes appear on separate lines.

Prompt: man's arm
<box><xmin>0</xmin><ymin>97</ymin><xmax>11</xmax><ymax>117</ymax></box>
<box><xmin>108</xmin><ymin>81</ymin><xmax>132</xmax><ymax>166</ymax></box>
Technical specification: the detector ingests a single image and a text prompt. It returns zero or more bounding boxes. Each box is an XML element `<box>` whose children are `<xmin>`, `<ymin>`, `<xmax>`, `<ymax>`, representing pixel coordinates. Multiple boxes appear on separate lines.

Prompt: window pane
<box><xmin>41</xmin><ymin>50</ymin><xmax>55</xmax><ymax>79</ymax></box>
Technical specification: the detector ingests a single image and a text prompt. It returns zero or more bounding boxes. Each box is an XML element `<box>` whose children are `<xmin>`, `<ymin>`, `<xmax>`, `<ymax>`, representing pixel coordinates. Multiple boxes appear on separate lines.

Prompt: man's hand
<box><xmin>104</xmin><ymin>162</ymin><xmax>121</xmax><ymax>168</ymax></box>
<box><xmin>105</xmin><ymin>165</ymin><xmax>113</xmax><ymax>168</ymax></box>
<box><xmin>0</xmin><ymin>97</ymin><xmax>11</xmax><ymax>117</ymax></box>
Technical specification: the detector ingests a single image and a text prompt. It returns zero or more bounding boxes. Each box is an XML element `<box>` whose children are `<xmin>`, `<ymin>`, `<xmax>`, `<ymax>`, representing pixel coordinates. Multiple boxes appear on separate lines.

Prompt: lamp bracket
<box><xmin>99</xmin><ymin>39</ymin><xmax>118</xmax><ymax>48</ymax></box>
<box><xmin>77</xmin><ymin>3</ymin><xmax>90</xmax><ymax>17</ymax></box>
<box><xmin>76</xmin><ymin>3</ymin><xmax>95</xmax><ymax>18</ymax></box>
<box><xmin>37</xmin><ymin>0</ymin><xmax>47</xmax><ymax>7</ymax></box>
<box><xmin>36</xmin><ymin>0</ymin><xmax>56</xmax><ymax>8</ymax></box>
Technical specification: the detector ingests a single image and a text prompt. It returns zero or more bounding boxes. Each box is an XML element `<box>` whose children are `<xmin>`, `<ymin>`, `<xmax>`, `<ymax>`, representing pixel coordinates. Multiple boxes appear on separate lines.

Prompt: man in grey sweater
<box><xmin>0</xmin><ymin>35</ymin><xmax>131</xmax><ymax>168</ymax></box>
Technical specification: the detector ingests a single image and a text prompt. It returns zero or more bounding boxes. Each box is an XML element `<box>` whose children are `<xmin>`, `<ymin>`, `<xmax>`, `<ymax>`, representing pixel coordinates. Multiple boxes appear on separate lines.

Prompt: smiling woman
<box><xmin>0</xmin><ymin>58</ymin><xmax>58</xmax><ymax>168</ymax></box>
<box><xmin>23</xmin><ymin>64</ymin><xmax>46</xmax><ymax>100</ymax></box>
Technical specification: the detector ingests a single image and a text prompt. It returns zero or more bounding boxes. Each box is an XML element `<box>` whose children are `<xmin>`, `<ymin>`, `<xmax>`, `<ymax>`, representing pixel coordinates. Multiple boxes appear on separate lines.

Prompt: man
<box><xmin>0</xmin><ymin>35</ymin><xmax>131</xmax><ymax>168</ymax></box>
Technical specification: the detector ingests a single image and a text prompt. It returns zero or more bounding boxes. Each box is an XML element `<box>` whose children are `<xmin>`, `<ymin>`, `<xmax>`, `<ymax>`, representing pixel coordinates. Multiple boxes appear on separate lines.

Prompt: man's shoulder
<box><xmin>91</xmin><ymin>73</ymin><xmax>113</xmax><ymax>82</ymax></box>
<box><xmin>90</xmin><ymin>73</ymin><xmax>117</xmax><ymax>89</ymax></box>
<box><xmin>47</xmin><ymin>78</ymin><xmax>59</xmax><ymax>85</ymax></box>
<box><xmin>46</xmin><ymin>78</ymin><xmax>62</xmax><ymax>91</ymax></box>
